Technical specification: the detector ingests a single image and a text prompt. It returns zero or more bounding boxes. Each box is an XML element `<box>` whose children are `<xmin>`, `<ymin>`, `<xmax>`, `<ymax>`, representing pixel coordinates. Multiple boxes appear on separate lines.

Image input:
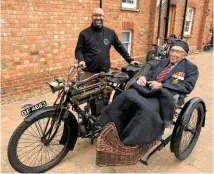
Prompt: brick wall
<box><xmin>152</xmin><ymin>0</ymin><xmax>213</xmax><ymax>52</ymax></box>
<box><xmin>198</xmin><ymin>0</ymin><xmax>213</xmax><ymax>50</ymax></box>
<box><xmin>1</xmin><ymin>0</ymin><xmax>99</xmax><ymax>103</ymax></box>
<box><xmin>1</xmin><ymin>0</ymin><xmax>212</xmax><ymax>104</ymax></box>
<box><xmin>102</xmin><ymin>0</ymin><xmax>156</xmax><ymax>61</ymax></box>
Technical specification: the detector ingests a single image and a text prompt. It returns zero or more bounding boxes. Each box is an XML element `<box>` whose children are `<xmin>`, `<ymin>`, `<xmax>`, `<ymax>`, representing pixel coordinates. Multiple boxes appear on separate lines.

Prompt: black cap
<box><xmin>171</xmin><ymin>40</ymin><xmax>189</xmax><ymax>53</ymax></box>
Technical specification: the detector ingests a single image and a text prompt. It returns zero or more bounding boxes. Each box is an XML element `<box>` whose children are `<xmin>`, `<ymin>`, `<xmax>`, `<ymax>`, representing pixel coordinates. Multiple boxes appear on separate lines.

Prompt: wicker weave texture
<box><xmin>96</xmin><ymin>123</ymin><xmax>150</xmax><ymax>166</ymax></box>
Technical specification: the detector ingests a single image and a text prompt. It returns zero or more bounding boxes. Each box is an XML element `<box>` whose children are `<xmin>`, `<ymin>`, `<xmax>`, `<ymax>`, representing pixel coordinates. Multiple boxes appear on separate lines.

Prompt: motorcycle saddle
<box><xmin>107</xmin><ymin>72</ymin><xmax>129</xmax><ymax>84</ymax></box>
<box><xmin>121</xmin><ymin>64</ymin><xmax>143</xmax><ymax>73</ymax></box>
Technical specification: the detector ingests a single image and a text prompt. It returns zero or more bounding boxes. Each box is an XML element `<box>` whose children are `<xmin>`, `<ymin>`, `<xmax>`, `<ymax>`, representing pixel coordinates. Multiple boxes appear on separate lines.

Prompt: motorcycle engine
<box><xmin>89</xmin><ymin>95</ymin><xmax>109</xmax><ymax>117</ymax></box>
<box><xmin>79</xmin><ymin>94</ymin><xmax>108</xmax><ymax>137</ymax></box>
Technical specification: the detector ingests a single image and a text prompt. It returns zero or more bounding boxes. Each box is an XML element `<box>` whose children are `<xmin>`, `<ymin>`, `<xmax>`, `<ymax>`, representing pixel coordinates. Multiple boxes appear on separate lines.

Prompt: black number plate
<box><xmin>21</xmin><ymin>101</ymin><xmax>47</xmax><ymax>117</ymax></box>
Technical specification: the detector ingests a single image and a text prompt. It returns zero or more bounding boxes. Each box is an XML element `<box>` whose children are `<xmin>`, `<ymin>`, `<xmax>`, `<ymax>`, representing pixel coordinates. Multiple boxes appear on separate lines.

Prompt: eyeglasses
<box><xmin>92</xmin><ymin>14</ymin><xmax>104</xmax><ymax>18</ymax></box>
<box><xmin>170</xmin><ymin>49</ymin><xmax>186</xmax><ymax>54</ymax></box>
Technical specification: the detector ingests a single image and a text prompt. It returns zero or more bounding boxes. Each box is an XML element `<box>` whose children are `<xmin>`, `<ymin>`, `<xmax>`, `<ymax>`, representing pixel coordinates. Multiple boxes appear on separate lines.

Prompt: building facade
<box><xmin>1</xmin><ymin>0</ymin><xmax>213</xmax><ymax>103</ymax></box>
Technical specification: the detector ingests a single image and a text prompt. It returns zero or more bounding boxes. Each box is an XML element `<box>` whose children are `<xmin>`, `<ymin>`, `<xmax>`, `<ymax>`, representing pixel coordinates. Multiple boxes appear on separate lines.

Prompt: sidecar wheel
<box><xmin>173</xmin><ymin>103</ymin><xmax>204</xmax><ymax>160</ymax></box>
<box><xmin>7</xmin><ymin>111</ymin><xmax>70</xmax><ymax>173</ymax></box>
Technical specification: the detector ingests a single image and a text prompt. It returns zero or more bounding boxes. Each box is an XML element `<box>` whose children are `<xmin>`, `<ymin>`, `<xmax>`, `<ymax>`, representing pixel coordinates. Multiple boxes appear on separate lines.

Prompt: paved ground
<box><xmin>1</xmin><ymin>51</ymin><xmax>213</xmax><ymax>173</ymax></box>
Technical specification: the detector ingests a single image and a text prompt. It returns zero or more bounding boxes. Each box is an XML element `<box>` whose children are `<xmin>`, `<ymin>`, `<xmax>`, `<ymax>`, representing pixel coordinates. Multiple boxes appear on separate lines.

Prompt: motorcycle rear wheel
<box><xmin>7</xmin><ymin>111</ymin><xmax>70</xmax><ymax>173</ymax></box>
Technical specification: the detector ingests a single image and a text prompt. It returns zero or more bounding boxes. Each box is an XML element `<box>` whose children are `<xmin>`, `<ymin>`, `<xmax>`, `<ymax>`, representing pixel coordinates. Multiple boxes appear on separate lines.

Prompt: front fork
<box><xmin>43</xmin><ymin>91</ymin><xmax>69</xmax><ymax>145</ymax></box>
<box><xmin>42</xmin><ymin>106</ymin><xmax>69</xmax><ymax>145</ymax></box>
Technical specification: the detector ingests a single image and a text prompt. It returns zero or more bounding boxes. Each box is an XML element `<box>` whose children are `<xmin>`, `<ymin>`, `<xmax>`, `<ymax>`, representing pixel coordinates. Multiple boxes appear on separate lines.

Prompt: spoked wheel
<box><xmin>203</xmin><ymin>44</ymin><xmax>213</xmax><ymax>51</ymax></box>
<box><xmin>173</xmin><ymin>103</ymin><xmax>205</xmax><ymax>160</ymax></box>
<box><xmin>8</xmin><ymin>111</ymin><xmax>70</xmax><ymax>173</ymax></box>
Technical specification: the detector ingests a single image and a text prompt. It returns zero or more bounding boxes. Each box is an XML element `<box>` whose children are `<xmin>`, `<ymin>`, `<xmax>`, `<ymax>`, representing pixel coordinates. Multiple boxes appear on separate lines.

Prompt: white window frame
<box><xmin>122</xmin><ymin>30</ymin><xmax>132</xmax><ymax>55</ymax></box>
<box><xmin>122</xmin><ymin>0</ymin><xmax>137</xmax><ymax>9</ymax></box>
<box><xmin>156</xmin><ymin>0</ymin><xmax>166</xmax><ymax>7</ymax></box>
<box><xmin>184</xmin><ymin>7</ymin><xmax>194</xmax><ymax>36</ymax></box>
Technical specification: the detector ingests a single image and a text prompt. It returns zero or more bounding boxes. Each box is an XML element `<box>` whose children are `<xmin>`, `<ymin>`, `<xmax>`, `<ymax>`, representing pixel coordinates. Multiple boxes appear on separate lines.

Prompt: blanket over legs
<box><xmin>102</xmin><ymin>83</ymin><xmax>175</xmax><ymax>146</ymax></box>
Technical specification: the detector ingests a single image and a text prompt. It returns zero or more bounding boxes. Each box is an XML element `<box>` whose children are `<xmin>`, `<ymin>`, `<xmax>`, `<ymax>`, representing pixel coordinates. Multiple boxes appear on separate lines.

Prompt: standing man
<box><xmin>75</xmin><ymin>8</ymin><xmax>141</xmax><ymax>73</ymax></box>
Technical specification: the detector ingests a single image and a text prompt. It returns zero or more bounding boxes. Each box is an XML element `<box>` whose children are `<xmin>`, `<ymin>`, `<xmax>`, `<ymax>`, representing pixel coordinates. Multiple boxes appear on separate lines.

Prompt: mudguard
<box><xmin>170</xmin><ymin>97</ymin><xmax>206</xmax><ymax>152</ymax></box>
<box><xmin>24</xmin><ymin>106</ymin><xmax>78</xmax><ymax>151</ymax></box>
<box><xmin>176</xmin><ymin>97</ymin><xmax>206</xmax><ymax>127</ymax></box>
<box><xmin>24</xmin><ymin>106</ymin><xmax>58</xmax><ymax>122</ymax></box>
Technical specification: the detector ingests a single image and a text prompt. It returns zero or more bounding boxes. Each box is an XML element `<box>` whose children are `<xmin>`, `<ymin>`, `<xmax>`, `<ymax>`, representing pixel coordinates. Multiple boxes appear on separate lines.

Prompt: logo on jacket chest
<box><xmin>103</xmin><ymin>38</ymin><xmax>109</xmax><ymax>45</ymax></box>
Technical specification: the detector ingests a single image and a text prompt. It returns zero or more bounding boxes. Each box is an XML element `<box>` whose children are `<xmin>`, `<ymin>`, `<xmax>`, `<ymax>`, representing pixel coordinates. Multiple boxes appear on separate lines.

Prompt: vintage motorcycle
<box><xmin>7</xmin><ymin>63</ymin><xmax>142</xmax><ymax>173</ymax></box>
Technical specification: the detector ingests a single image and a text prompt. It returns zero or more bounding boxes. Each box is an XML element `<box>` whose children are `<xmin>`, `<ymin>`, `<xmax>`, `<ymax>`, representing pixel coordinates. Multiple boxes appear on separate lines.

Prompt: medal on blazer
<box><xmin>172</xmin><ymin>72</ymin><xmax>185</xmax><ymax>80</ymax></box>
<box><xmin>171</xmin><ymin>72</ymin><xmax>185</xmax><ymax>84</ymax></box>
<box><xmin>172</xmin><ymin>79</ymin><xmax>179</xmax><ymax>84</ymax></box>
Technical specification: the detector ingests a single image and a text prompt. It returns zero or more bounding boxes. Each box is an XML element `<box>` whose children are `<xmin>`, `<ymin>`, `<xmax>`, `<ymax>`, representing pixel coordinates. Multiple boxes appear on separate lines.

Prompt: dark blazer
<box><xmin>145</xmin><ymin>58</ymin><xmax>199</xmax><ymax>95</ymax></box>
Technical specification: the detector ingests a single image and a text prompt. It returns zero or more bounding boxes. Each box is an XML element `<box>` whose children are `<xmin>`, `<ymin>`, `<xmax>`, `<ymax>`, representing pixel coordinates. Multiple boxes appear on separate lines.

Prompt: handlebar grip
<box><xmin>76</xmin><ymin>63</ymin><xmax>84</xmax><ymax>68</ymax></box>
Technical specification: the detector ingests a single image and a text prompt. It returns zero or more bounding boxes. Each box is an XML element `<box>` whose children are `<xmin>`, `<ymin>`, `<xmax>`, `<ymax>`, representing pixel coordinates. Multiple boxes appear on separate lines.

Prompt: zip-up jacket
<box><xmin>75</xmin><ymin>24</ymin><xmax>133</xmax><ymax>73</ymax></box>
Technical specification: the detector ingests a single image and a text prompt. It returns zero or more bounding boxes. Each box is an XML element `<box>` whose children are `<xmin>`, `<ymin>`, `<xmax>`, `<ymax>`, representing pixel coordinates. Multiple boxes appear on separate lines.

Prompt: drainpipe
<box><xmin>100</xmin><ymin>0</ymin><xmax>102</xmax><ymax>8</ymax></box>
<box><xmin>156</xmin><ymin>0</ymin><xmax>163</xmax><ymax>56</ymax></box>
<box><xmin>164</xmin><ymin>0</ymin><xmax>171</xmax><ymax>43</ymax></box>
<box><xmin>181</xmin><ymin>0</ymin><xmax>188</xmax><ymax>39</ymax></box>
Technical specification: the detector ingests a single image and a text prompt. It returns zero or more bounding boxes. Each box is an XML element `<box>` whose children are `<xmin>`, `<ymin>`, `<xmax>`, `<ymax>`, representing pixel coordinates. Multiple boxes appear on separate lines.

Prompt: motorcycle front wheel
<box><xmin>7</xmin><ymin>111</ymin><xmax>70</xmax><ymax>173</ymax></box>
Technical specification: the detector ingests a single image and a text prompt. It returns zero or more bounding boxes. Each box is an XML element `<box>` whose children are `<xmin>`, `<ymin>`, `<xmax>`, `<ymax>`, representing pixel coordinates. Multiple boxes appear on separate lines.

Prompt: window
<box><xmin>122</xmin><ymin>0</ymin><xmax>137</xmax><ymax>9</ymax></box>
<box><xmin>156</xmin><ymin>0</ymin><xmax>166</xmax><ymax>7</ymax></box>
<box><xmin>122</xmin><ymin>30</ymin><xmax>132</xmax><ymax>55</ymax></box>
<box><xmin>184</xmin><ymin>7</ymin><xmax>195</xmax><ymax>36</ymax></box>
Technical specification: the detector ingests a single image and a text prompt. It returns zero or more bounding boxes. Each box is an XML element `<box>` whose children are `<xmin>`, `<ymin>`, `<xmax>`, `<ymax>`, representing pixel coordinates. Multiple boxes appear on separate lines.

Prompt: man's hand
<box><xmin>137</xmin><ymin>76</ymin><xmax>147</xmax><ymax>86</ymax></box>
<box><xmin>147</xmin><ymin>81</ymin><xmax>162</xmax><ymax>89</ymax></box>
<box><xmin>130</xmin><ymin>60</ymin><xmax>142</xmax><ymax>66</ymax></box>
<box><xmin>79</xmin><ymin>61</ymin><xmax>86</xmax><ymax>68</ymax></box>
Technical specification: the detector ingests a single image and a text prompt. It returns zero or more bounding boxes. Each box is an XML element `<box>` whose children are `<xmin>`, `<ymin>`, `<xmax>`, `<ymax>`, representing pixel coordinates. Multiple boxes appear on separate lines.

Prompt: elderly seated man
<box><xmin>101</xmin><ymin>40</ymin><xmax>199</xmax><ymax>147</ymax></box>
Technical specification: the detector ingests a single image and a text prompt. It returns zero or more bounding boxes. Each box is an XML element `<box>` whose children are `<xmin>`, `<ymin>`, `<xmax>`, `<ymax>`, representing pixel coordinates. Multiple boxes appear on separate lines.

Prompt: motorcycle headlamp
<box><xmin>47</xmin><ymin>78</ymin><xmax>65</xmax><ymax>93</ymax></box>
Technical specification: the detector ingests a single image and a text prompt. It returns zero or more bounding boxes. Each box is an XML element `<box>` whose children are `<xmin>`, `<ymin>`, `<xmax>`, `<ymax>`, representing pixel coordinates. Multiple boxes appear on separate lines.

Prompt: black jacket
<box><xmin>75</xmin><ymin>24</ymin><xmax>133</xmax><ymax>73</ymax></box>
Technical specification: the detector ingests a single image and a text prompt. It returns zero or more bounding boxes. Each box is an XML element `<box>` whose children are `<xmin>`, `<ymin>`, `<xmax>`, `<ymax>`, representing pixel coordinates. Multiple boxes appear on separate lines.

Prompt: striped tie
<box><xmin>156</xmin><ymin>63</ymin><xmax>172</xmax><ymax>82</ymax></box>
